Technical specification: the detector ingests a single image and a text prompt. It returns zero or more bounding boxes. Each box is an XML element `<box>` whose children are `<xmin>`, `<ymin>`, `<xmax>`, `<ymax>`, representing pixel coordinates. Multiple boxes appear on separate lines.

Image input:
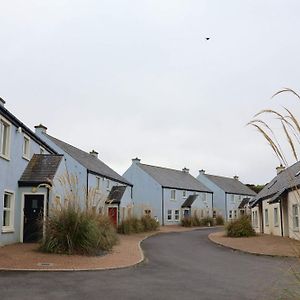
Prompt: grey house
<box><xmin>0</xmin><ymin>99</ymin><xmax>66</xmax><ymax>246</ymax></box>
<box><xmin>35</xmin><ymin>125</ymin><xmax>133</xmax><ymax>225</ymax></box>
<box><xmin>123</xmin><ymin>158</ymin><xmax>213</xmax><ymax>225</ymax></box>
<box><xmin>197</xmin><ymin>170</ymin><xmax>256</xmax><ymax>221</ymax></box>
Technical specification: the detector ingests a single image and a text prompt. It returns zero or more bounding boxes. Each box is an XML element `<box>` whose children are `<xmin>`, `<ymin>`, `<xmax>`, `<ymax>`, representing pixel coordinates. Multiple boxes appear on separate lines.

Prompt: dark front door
<box><xmin>108</xmin><ymin>207</ymin><xmax>118</xmax><ymax>226</ymax></box>
<box><xmin>23</xmin><ymin>194</ymin><xmax>44</xmax><ymax>243</ymax></box>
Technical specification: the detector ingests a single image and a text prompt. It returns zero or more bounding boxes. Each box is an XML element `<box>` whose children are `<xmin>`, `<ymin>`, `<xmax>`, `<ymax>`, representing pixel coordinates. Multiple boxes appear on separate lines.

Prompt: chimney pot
<box><xmin>0</xmin><ymin>97</ymin><xmax>5</xmax><ymax>107</ymax></box>
<box><xmin>233</xmin><ymin>175</ymin><xmax>239</xmax><ymax>180</ymax></box>
<box><xmin>132</xmin><ymin>157</ymin><xmax>141</xmax><ymax>164</ymax></box>
<box><xmin>182</xmin><ymin>167</ymin><xmax>189</xmax><ymax>173</ymax></box>
<box><xmin>199</xmin><ymin>169</ymin><xmax>206</xmax><ymax>175</ymax></box>
<box><xmin>90</xmin><ymin>150</ymin><xmax>99</xmax><ymax>158</ymax></box>
<box><xmin>34</xmin><ymin>124</ymin><xmax>47</xmax><ymax>134</ymax></box>
<box><xmin>276</xmin><ymin>164</ymin><xmax>285</xmax><ymax>175</ymax></box>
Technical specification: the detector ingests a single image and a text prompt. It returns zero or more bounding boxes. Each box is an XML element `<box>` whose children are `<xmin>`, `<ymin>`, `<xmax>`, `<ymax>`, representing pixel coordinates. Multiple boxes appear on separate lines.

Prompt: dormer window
<box><xmin>23</xmin><ymin>135</ymin><xmax>30</xmax><ymax>160</ymax></box>
<box><xmin>0</xmin><ymin>117</ymin><xmax>11</xmax><ymax>160</ymax></box>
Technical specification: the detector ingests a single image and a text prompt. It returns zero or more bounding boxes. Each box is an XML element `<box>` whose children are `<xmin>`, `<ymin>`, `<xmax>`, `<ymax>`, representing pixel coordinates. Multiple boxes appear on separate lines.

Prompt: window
<box><xmin>106</xmin><ymin>179</ymin><xmax>110</xmax><ymax>191</ymax></box>
<box><xmin>0</xmin><ymin>118</ymin><xmax>11</xmax><ymax>159</ymax></box>
<box><xmin>2</xmin><ymin>191</ymin><xmax>14</xmax><ymax>232</ymax></box>
<box><xmin>229</xmin><ymin>210</ymin><xmax>232</xmax><ymax>219</ymax></box>
<box><xmin>167</xmin><ymin>210</ymin><xmax>172</xmax><ymax>221</ymax></box>
<box><xmin>170</xmin><ymin>190</ymin><xmax>176</xmax><ymax>200</ymax></box>
<box><xmin>264</xmin><ymin>209</ymin><xmax>269</xmax><ymax>226</ymax></box>
<box><xmin>96</xmin><ymin>177</ymin><xmax>101</xmax><ymax>190</ymax></box>
<box><xmin>234</xmin><ymin>210</ymin><xmax>237</xmax><ymax>219</ymax></box>
<box><xmin>174</xmin><ymin>210</ymin><xmax>180</xmax><ymax>221</ymax></box>
<box><xmin>254</xmin><ymin>211</ymin><xmax>258</xmax><ymax>228</ymax></box>
<box><xmin>23</xmin><ymin>135</ymin><xmax>30</xmax><ymax>160</ymax></box>
<box><xmin>213</xmin><ymin>210</ymin><xmax>217</xmax><ymax>218</ymax></box>
<box><xmin>144</xmin><ymin>209</ymin><xmax>151</xmax><ymax>216</ymax></box>
<box><xmin>274</xmin><ymin>207</ymin><xmax>279</xmax><ymax>227</ymax></box>
<box><xmin>183</xmin><ymin>190</ymin><xmax>187</xmax><ymax>198</ymax></box>
<box><xmin>292</xmin><ymin>204</ymin><xmax>299</xmax><ymax>231</ymax></box>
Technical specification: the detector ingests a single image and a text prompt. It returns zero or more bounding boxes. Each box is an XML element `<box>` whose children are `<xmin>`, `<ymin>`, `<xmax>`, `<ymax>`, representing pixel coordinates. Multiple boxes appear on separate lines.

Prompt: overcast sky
<box><xmin>1</xmin><ymin>0</ymin><xmax>300</xmax><ymax>184</ymax></box>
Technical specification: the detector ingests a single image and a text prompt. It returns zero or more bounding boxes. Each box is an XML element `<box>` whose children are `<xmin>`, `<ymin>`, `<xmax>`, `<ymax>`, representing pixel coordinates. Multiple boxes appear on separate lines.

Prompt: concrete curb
<box><xmin>208</xmin><ymin>233</ymin><xmax>295</xmax><ymax>258</ymax></box>
<box><xmin>0</xmin><ymin>226</ymin><xmax>217</xmax><ymax>272</ymax></box>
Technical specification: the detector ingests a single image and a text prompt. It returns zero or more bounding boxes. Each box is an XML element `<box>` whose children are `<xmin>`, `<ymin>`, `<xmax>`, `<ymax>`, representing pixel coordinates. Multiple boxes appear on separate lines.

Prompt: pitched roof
<box><xmin>204</xmin><ymin>174</ymin><xmax>256</xmax><ymax>196</ymax></box>
<box><xmin>19</xmin><ymin>154</ymin><xmax>63</xmax><ymax>187</ymax></box>
<box><xmin>250</xmin><ymin>161</ymin><xmax>300</xmax><ymax>207</ymax></box>
<box><xmin>138</xmin><ymin>163</ymin><xmax>212</xmax><ymax>193</ymax></box>
<box><xmin>44</xmin><ymin>133</ymin><xmax>132</xmax><ymax>186</ymax></box>
<box><xmin>182</xmin><ymin>195</ymin><xmax>198</xmax><ymax>208</ymax></box>
<box><xmin>106</xmin><ymin>185</ymin><xmax>127</xmax><ymax>204</ymax></box>
<box><xmin>238</xmin><ymin>197</ymin><xmax>250</xmax><ymax>209</ymax></box>
<box><xmin>0</xmin><ymin>105</ymin><xmax>56</xmax><ymax>154</ymax></box>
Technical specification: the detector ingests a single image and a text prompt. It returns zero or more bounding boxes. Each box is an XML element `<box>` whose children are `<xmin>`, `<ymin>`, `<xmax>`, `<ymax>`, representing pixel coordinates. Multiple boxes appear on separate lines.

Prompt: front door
<box><xmin>108</xmin><ymin>207</ymin><xmax>118</xmax><ymax>226</ymax></box>
<box><xmin>23</xmin><ymin>194</ymin><xmax>44</xmax><ymax>243</ymax></box>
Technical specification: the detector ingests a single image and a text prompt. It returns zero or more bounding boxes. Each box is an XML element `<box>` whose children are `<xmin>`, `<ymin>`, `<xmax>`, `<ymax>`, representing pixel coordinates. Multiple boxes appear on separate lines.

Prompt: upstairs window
<box><xmin>23</xmin><ymin>135</ymin><xmax>30</xmax><ymax>160</ymax></box>
<box><xmin>96</xmin><ymin>177</ymin><xmax>101</xmax><ymax>190</ymax></box>
<box><xmin>170</xmin><ymin>190</ymin><xmax>176</xmax><ymax>200</ymax></box>
<box><xmin>183</xmin><ymin>190</ymin><xmax>187</xmax><ymax>198</ymax></box>
<box><xmin>106</xmin><ymin>179</ymin><xmax>110</xmax><ymax>191</ymax></box>
<box><xmin>0</xmin><ymin>118</ymin><xmax>11</xmax><ymax>159</ymax></box>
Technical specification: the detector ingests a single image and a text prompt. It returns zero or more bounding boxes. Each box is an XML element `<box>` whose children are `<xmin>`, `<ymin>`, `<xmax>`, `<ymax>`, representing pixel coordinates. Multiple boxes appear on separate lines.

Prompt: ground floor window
<box><xmin>174</xmin><ymin>210</ymin><xmax>180</xmax><ymax>220</ymax></box>
<box><xmin>144</xmin><ymin>209</ymin><xmax>151</xmax><ymax>216</ymax></box>
<box><xmin>2</xmin><ymin>191</ymin><xmax>14</xmax><ymax>232</ymax></box>
<box><xmin>229</xmin><ymin>210</ymin><xmax>232</xmax><ymax>219</ymax></box>
<box><xmin>264</xmin><ymin>209</ymin><xmax>269</xmax><ymax>226</ymax></box>
<box><xmin>213</xmin><ymin>210</ymin><xmax>217</xmax><ymax>218</ymax></box>
<box><xmin>252</xmin><ymin>211</ymin><xmax>258</xmax><ymax>228</ymax></box>
<box><xmin>292</xmin><ymin>204</ymin><xmax>299</xmax><ymax>231</ymax></box>
<box><xmin>167</xmin><ymin>210</ymin><xmax>172</xmax><ymax>220</ymax></box>
<box><xmin>234</xmin><ymin>210</ymin><xmax>237</xmax><ymax>219</ymax></box>
<box><xmin>274</xmin><ymin>207</ymin><xmax>279</xmax><ymax>227</ymax></box>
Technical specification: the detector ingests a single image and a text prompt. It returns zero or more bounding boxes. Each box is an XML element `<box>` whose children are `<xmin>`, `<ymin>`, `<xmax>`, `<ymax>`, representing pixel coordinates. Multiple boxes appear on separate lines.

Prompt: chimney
<box><xmin>132</xmin><ymin>157</ymin><xmax>141</xmax><ymax>164</ymax></box>
<box><xmin>34</xmin><ymin>124</ymin><xmax>47</xmax><ymax>134</ymax></box>
<box><xmin>90</xmin><ymin>150</ymin><xmax>98</xmax><ymax>158</ymax></box>
<box><xmin>0</xmin><ymin>97</ymin><xmax>5</xmax><ymax>107</ymax></box>
<box><xmin>182</xmin><ymin>167</ymin><xmax>189</xmax><ymax>173</ymax></box>
<box><xmin>233</xmin><ymin>175</ymin><xmax>239</xmax><ymax>181</ymax></box>
<box><xmin>199</xmin><ymin>169</ymin><xmax>206</xmax><ymax>175</ymax></box>
<box><xmin>276</xmin><ymin>164</ymin><xmax>285</xmax><ymax>175</ymax></box>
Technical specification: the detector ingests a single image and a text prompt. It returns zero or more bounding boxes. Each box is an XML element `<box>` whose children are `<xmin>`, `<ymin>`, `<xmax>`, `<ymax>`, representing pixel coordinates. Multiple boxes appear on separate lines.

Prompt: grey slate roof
<box><xmin>44</xmin><ymin>134</ymin><xmax>132</xmax><ymax>186</ymax></box>
<box><xmin>204</xmin><ymin>174</ymin><xmax>256</xmax><ymax>196</ymax></box>
<box><xmin>106</xmin><ymin>185</ymin><xmax>127</xmax><ymax>204</ymax></box>
<box><xmin>238</xmin><ymin>197</ymin><xmax>250</xmax><ymax>209</ymax></box>
<box><xmin>250</xmin><ymin>161</ymin><xmax>300</xmax><ymax>207</ymax></box>
<box><xmin>19</xmin><ymin>154</ymin><xmax>63</xmax><ymax>187</ymax></box>
<box><xmin>138</xmin><ymin>163</ymin><xmax>212</xmax><ymax>193</ymax></box>
<box><xmin>182</xmin><ymin>195</ymin><xmax>198</xmax><ymax>208</ymax></box>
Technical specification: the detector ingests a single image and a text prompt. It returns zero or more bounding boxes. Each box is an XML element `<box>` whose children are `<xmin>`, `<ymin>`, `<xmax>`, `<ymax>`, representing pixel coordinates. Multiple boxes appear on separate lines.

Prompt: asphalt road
<box><xmin>1</xmin><ymin>228</ymin><xmax>299</xmax><ymax>300</ymax></box>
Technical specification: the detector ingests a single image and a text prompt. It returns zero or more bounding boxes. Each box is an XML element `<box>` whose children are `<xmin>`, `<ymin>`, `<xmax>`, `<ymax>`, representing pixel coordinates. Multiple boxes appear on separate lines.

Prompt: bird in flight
<box><xmin>206</xmin><ymin>37</ymin><xmax>210</xmax><ymax>41</ymax></box>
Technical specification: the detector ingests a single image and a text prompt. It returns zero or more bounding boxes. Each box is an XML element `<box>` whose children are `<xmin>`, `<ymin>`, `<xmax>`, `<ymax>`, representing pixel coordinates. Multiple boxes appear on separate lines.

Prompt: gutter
<box><xmin>88</xmin><ymin>170</ymin><xmax>133</xmax><ymax>187</ymax></box>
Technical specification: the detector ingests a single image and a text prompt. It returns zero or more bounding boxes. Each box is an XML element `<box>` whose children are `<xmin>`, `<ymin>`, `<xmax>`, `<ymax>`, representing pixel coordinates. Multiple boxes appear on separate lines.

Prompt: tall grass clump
<box><xmin>215</xmin><ymin>215</ymin><xmax>225</xmax><ymax>226</ymax></box>
<box><xmin>118</xmin><ymin>216</ymin><xmax>159</xmax><ymax>234</ymax></box>
<box><xmin>226</xmin><ymin>215</ymin><xmax>256</xmax><ymax>238</ymax></box>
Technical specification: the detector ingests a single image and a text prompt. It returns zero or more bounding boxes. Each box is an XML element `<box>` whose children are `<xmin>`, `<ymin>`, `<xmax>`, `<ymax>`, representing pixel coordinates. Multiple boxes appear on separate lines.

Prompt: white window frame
<box><xmin>170</xmin><ymin>190</ymin><xmax>176</xmax><ymax>201</ymax></box>
<box><xmin>0</xmin><ymin>116</ymin><xmax>11</xmax><ymax>160</ymax></box>
<box><xmin>182</xmin><ymin>190</ymin><xmax>187</xmax><ymax>198</ymax></box>
<box><xmin>96</xmin><ymin>177</ymin><xmax>101</xmax><ymax>191</ymax></box>
<box><xmin>264</xmin><ymin>209</ymin><xmax>269</xmax><ymax>227</ymax></box>
<box><xmin>234</xmin><ymin>210</ymin><xmax>237</xmax><ymax>219</ymax></box>
<box><xmin>229</xmin><ymin>210</ymin><xmax>232</xmax><ymax>219</ymax></box>
<box><xmin>22</xmin><ymin>134</ymin><xmax>30</xmax><ymax>160</ymax></box>
<box><xmin>292</xmin><ymin>204</ymin><xmax>299</xmax><ymax>231</ymax></box>
<box><xmin>174</xmin><ymin>210</ymin><xmax>180</xmax><ymax>221</ymax></box>
<box><xmin>254</xmin><ymin>211</ymin><xmax>258</xmax><ymax>228</ymax></box>
<box><xmin>2</xmin><ymin>190</ymin><xmax>15</xmax><ymax>233</ymax></box>
<box><xmin>274</xmin><ymin>207</ymin><xmax>279</xmax><ymax>227</ymax></box>
<box><xmin>167</xmin><ymin>209</ymin><xmax>172</xmax><ymax>221</ymax></box>
<box><xmin>106</xmin><ymin>178</ymin><xmax>110</xmax><ymax>191</ymax></box>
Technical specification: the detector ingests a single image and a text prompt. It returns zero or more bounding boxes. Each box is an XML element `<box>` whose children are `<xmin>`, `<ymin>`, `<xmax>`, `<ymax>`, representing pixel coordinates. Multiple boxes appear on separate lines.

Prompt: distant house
<box><xmin>35</xmin><ymin>125</ymin><xmax>133</xmax><ymax>226</ymax></box>
<box><xmin>197</xmin><ymin>170</ymin><xmax>256</xmax><ymax>221</ymax></box>
<box><xmin>123</xmin><ymin>158</ymin><xmax>213</xmax><ymax>225</ymax></box>
<box><xmin>250</xmin><ymin>163</ymin><xmax>300</xmax><ymax>240</ymax></box>
<box><xmin>0</xmin><ymin>99</ymin><xmax>65</xmax><ymax>246</ymax></box>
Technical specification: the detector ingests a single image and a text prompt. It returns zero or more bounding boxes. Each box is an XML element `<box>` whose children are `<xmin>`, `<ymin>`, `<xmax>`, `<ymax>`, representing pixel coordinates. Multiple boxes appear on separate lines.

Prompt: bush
<box><xmin>181</xmin><ymin>217</ymin><xmax>193</xmax><ymax>227</ymax></box>
<box><xmin>181</xmin><ymin>215</ymin><xmax>214</xmax><ymax>227</ymax></box>
<box><xmin>226</xmin><ymin>215</ymin><xmax>256</xmax><ymax>238</ymax></box>
<box><xmin>200</xmin><ymin>216</ymin><xmax>215</xmax><ymax>227</ymax></box>
<box><xmin>215</xmin><ymin>215</ymin><xmax>225</xmax><ymax>226</ymax></box>
<box><xmin>40</xmin><ymin>204</ymin><xmax>118</xmax><ymax>255</ymax></box>
<box><xmin>118</xmin><ymin>216</ymin><xmax>159</xmax><ymax>234</ymax></box>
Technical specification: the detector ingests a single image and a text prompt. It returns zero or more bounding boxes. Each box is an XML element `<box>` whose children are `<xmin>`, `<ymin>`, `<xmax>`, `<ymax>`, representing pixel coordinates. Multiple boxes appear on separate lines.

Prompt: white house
<box><xmin>197</xmin><ymin>170</ymin><xmax>256</xmax><ymax>221</ymax></box>
<box><xmin>250</xmin><ymin>163</ymin><xmax>300</xmax><ymax>240</ymax></box>
<box><xmin>123</xmin><ymin>158</ymin><xmax>213</xmax><ymax>225</ymax></box>
<box><xmin>35</xmin><ymin>125</ymin><xmax>133</xmax><ymax>226</ymax></box>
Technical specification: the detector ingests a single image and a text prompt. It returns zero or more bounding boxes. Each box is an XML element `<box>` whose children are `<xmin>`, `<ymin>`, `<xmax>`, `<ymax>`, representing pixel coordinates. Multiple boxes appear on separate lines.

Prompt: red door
<box><xmin>108</xmin><ymin>207</ymin><xmax>118</xmax><ymax>226</ymax></box>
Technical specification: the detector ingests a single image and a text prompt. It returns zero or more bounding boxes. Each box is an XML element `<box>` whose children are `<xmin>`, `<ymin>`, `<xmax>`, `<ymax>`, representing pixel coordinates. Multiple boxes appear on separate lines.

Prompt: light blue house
<box><xmin>123</xmin><ymin>158</ymin><xmax>213</xmax><ymax>225</ymax></box>
<box><xmin>0</xmin><ymin>99</ymin><xmax>67</xmax><ymax>246</ymax></box>
<box><xmin>197</xmin><ymin>170</ymin><xmax>256</xmax><ymax>221</ymax></box>
<box><xmin>35</xmin><ymin>125</ymin><xmax>133</xmax><ymax>226</ymax></box>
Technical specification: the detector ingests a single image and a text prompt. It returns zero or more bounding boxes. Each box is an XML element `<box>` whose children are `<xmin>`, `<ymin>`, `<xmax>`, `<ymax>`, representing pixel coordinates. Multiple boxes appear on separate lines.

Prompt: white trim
<box><xmin>170</xmin><ymin>189</ymin><xmax>176</xmax><ymax>201</ymax></box>
<box><xmin>22</xmin><ymin>134</ymin><xmax>31</xmax><ymax>161</ymax></box>
<box><xmin>20</xmin><ymin>192</ymin><xmax>47</xmax><ymax>243</ymax></box>
<box><xmin>0</xmin><ymin>115</ymin><xmax>11</xmax><ymax>161</ymax></box>
<box><xmin>2</xmin><ymin>190</ymin><xmax>15</xmax><ymax>233</ymax></box>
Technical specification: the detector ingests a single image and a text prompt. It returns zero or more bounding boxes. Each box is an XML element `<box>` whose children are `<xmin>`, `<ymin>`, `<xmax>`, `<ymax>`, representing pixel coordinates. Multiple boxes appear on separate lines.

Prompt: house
<box><xmin>123</xmin><ymin>158</ymin><xmax>213</xmax><ymax>225</ymax></box>
<box><xmin>0</xmin><ymin>99</ymin><xmax>66</xmax><ymax>245</ymax></box>
<box><xmin>197</xmin><ymin>170</ymin><xmax>256</xmax><ymax>221</ymax></box>
<box><xmin>35</xmin><ymin>125</ymin><xmax>133</xmax><ymax>226</ymax></box>
<box><xmin>250</xmin><ymin>163</ymin><xmax>300</xmax><ymax>240</ymax></box>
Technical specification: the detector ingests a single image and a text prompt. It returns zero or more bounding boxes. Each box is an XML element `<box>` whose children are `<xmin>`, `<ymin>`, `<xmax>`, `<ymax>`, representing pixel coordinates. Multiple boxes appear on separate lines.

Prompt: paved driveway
<box><xmin>1</xmin><ymin>228</ymin><xmax>299</xmax><ymax>300</ymax></box>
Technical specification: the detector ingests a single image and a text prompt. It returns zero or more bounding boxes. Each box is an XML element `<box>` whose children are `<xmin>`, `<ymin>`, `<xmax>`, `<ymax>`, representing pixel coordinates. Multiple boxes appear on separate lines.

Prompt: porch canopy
<box><xmin>106</xmin><ymin>185</ymin><xmax>127</xmax><ymax>205</ymax></box>
<box><xmin>182</xmin><ymin>195</ymin><xmax>198</xmax><ymax>208</ymax></box>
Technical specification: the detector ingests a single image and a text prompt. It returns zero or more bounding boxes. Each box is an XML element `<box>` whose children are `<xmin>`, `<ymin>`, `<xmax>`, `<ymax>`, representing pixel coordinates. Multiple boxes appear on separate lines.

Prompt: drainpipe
<box><xmin>211</xmin><ymin>193</ymin><xmax>214</xmax><ymax>217</ymax></box>
<box><xmin>162</xmin><ymin>187</ymin><xmax>165</xmax><ymax>226</ymax></box>
<box><xmin>279</xmin><ymin>199</ymin><xmax>284</xmax><ymax>237</ymax></box>
<box><xmin>86</xmin><ymin>170</ymin><xmax>89</xmax><ymax>200</ymax></box>
<box><xmin>225</xmin><ymin>193</ymin><xmax>228</xmax><ymax>221</ymax></box>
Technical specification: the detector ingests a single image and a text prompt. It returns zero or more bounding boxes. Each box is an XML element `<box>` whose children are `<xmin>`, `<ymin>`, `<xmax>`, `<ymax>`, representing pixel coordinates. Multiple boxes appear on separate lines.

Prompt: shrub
<box><xmin>181</xmin><ymin>217</ymin><xmax>193</xmax><ymax>227</ymax></box>
<box><xmin>201</xmin><ymin>216</ymin><xmax>215</xmax><ymax>227</ymax></box>
<box><xmin>181</xmin><ymin>215</ymin><xmax>214</xmax><ymax>227</ymax></box>
<box><xmin>118</xmin><ymin>216</ymin><xmax>159</xmax><ymax>234</ymax></box>
<box><xmin>215</xmin><ymin>215</ymin><xmax>225</xmax><ymax>226</ymax></box>
<box><xmin>226</xmin><ymin>215</ymin><xmax>256</xmax><ymax>238</ymax></box>
<box><xmin>40</xmin><ymin>204</ymin><xmax>118</xmax><ymax>255</ymax></box>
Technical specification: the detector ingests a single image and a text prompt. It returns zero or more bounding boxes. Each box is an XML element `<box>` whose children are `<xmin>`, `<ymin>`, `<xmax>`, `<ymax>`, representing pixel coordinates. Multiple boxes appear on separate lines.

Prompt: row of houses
<box><xmin>0</xmin><ymin>99</ymin><xmax>256</xmax><ymax>246</ymax></box>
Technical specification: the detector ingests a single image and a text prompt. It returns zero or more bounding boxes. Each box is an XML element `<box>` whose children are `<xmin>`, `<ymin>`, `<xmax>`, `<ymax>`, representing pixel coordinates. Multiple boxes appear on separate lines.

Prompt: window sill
<box><xmin>293</xmin><ymin>228</ymin><xmax>299</xmax><ymax>232</ymax></box>
<box><xmin>0</xmin><ymin>154</ymin><xmax>10</xmax><ymax>161</ymax></box>
<box><xmin>2</xmin><ymin>228</ymin><xmax>15</xmax><ymax>234</ymax></box>
<box><xmin>22</xmin><ymin>155</ymin><xmax>30</xmax><ymax>161</ymax></box>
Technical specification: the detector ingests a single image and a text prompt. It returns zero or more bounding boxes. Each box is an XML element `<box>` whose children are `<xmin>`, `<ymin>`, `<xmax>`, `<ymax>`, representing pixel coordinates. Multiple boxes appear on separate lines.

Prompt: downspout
<box><xmin>279</xmin><ymin>199</ymin><xmax>284</xmax><ymax>237</ymax></box>
<box><xmin>211</xmin><ymin>193</ymin><xmax>214</xmax><ymax>217</ymax></box>
<box><xmin>86</xmin><ymin>170</ymin><xmax>89</xmax><ymax>200</ymax></box>
<box><xmin>162</xmin><ymin>187</ymin><xmax>165</xmax><ymax>226</ymax></box>
<box><xmin>225</xmin><ymin>192</ymin><xmax>228</xmax><ymax>221</ymax></box>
